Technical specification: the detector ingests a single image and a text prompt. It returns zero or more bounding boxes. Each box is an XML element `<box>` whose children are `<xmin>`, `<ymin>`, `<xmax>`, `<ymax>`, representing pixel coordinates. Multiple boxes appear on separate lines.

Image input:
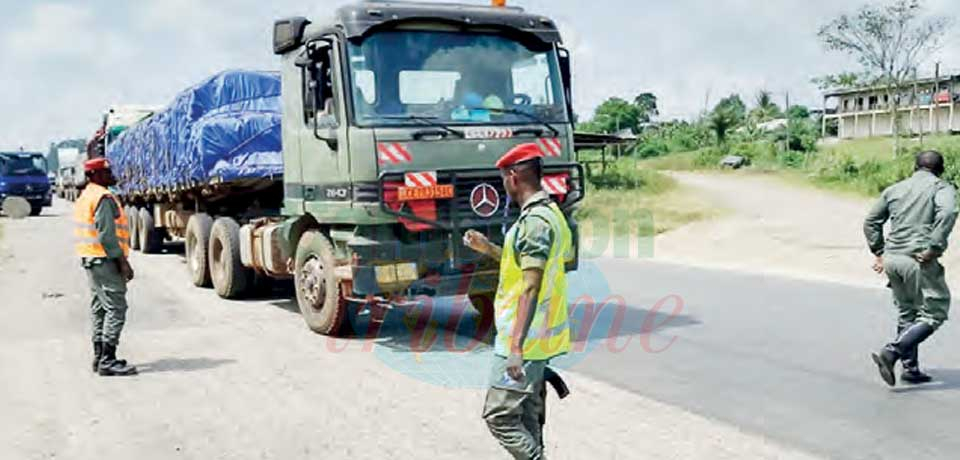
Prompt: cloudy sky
<box><xmin>2</xmin><ymin>0</ymin><xmax>959</xmax><ymax>151</ymax></box>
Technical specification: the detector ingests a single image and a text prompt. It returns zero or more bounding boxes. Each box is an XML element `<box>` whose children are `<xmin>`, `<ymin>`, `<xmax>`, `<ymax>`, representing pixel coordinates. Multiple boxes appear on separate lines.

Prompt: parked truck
<box><xmin>0</xmin><ymin>151</ymin><xmax>52</xmax><ymax>215</ymax></box>
<box><xmin>111</xmin><ymin>1</ymin><xmax>583</xmax><ymax>336</ymax></box>
<box><xmin>55</xmin><ymin>147</ymin><xmax>83</xmax><ymax>200</ymax></box>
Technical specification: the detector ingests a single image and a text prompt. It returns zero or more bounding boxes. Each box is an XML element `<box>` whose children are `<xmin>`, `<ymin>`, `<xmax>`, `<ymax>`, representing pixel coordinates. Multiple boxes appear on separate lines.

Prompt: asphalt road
<box><xmin>576</xmin><ymin>257</ymin><xmax>960</xmax><ymax>460</ymax></box>
<box><xmin>3</xmin><ymin>200</ymin><xmax>960</xmax><ymax>459</ymax></box>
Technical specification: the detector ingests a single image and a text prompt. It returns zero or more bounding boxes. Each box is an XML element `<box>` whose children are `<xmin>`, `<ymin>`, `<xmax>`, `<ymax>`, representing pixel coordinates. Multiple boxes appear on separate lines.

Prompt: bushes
<box><xmin>587</xmin><ymin>159</ymin><xmax>673</xmax><ymax>191</ymax></box>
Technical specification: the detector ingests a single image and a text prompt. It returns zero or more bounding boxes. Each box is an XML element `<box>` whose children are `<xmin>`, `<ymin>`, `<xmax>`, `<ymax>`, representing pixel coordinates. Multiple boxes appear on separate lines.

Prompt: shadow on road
<box><xmin>360</xmin><ymin>302</ymin><xmax>699</xmax><ymax>354</ymax></box>
<box><xmin>892</xmin><ymin>368</ymin><xmax>960</xmax><ymax>393</ymax></box>
<box><xmin>137</xmin><ymin>357</ymin><xmax>235</xmax><ymax>374</ymax></box>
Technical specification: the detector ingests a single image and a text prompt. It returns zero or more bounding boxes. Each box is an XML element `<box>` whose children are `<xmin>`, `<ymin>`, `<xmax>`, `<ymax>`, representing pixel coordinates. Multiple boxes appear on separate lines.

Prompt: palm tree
<box><xmin>751</xmin><ymin>90</ymin><xmax>782</xmax><ymax>123</ymax></box>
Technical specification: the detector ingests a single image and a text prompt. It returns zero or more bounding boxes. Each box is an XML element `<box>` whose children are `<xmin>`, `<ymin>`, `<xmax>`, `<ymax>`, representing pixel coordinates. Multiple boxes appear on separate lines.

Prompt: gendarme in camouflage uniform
<box><xmin>74</xmin><ymin>158</ymin><xmax>138</xmax><ymax>376</ymax></box>
<box><xmin>865</xmin><ymin>151</ymin><xmax>958</xmax><ymax>386</ymax></box>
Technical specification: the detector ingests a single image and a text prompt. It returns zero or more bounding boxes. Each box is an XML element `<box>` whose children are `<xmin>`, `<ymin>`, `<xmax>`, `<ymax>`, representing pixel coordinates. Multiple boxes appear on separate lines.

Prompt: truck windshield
<box><xmin>0</xmin><ymin>155</ymin><xmax>47</xmax><ymax>176</ymax></box>
<box><xmin>347</xmin><ymin>30</ymin><xmax>568</xmax><ymax>127</ymax></box>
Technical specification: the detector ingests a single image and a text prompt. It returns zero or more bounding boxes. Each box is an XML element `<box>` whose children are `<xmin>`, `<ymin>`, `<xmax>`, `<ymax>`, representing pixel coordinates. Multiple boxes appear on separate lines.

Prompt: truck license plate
<box><xmin>397</xmin><ymin>185</ymin><xmax>454</xmax><ymax>202</ymax></box>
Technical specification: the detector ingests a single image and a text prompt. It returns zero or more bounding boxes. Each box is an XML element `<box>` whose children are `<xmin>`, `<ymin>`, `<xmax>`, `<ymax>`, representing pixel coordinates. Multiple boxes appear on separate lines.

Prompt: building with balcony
<box><xmin>821</xmin><ymin>74</ymin><xmax>960</xmax><ymax>139</ymax></box>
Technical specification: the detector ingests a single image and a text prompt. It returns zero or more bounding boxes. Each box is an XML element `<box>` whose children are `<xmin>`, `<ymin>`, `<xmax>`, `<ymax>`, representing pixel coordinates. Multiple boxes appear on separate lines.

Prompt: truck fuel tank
<box><xmin>240</xmin><ymin>220</ymin><xmax>291</xmax><ymax>277</ymax></box>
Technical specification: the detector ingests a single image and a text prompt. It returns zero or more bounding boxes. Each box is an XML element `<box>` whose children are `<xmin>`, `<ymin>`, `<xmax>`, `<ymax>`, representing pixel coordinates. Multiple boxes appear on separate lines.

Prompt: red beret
<box><xmin>84</xmin><ymin>158</ymin><xmax>110</xmax><ymax>172</ymax></box>
<box><xmin>496</xmin><ymin>143</ymin><xmax>544</xmax><ymax>169</ymax></box>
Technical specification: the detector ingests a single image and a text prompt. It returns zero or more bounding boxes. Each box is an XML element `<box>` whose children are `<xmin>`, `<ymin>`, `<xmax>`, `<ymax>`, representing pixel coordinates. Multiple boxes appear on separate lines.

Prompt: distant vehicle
<box><xmin>0</xmin><ymin>151</ymin><xmax>52</xmax><ymax>216</ymax></box>
<box><xmin>55</xmin><ymin>147</ymin><xmax>84</xmax><ymax>201</ymax></box>
<box><xmin>86</xmin><ymin>105</ymin><xmax>160</xmax><ymax>159</ymax></box>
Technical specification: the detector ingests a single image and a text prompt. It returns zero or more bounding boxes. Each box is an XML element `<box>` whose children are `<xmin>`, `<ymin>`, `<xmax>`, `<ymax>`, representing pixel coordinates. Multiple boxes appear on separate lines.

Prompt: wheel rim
<box><xmin>187</xmin><ymin>233</ymin><xmax>201</xmax><ymax>274</ymax></box>
<box><xmin>211</xmin><ymin>236</ymin><xmax>224</xmax><ymax>281</ymax></box>
<box><xmin>299</xmin><ymin>256</ymin><xmax>326</xmax><ymax>312</ymax></box>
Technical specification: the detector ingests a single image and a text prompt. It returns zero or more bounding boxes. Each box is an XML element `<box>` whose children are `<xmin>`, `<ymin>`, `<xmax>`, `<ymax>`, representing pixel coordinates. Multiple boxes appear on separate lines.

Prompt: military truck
<box><xmin>118</xmin><ymin>1</ymin><xmax>584</xmax><ymax>336</ymax></box>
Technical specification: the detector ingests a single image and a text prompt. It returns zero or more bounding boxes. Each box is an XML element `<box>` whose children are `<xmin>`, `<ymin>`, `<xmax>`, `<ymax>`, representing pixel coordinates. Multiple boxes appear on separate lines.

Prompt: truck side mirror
<box><xmin>558</xmin><ymin>47</ymin><xmax>574</xmax><ymax>120</ymax></box>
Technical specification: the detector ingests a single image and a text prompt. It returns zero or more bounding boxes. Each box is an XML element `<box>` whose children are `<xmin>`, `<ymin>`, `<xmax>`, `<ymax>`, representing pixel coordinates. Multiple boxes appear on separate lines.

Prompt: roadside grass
<box><xmin>637</xmin><ymin>134</ymin><xmax>960</xmax><ymax>198</ymax></box>
<box><xmin>574</xmin><ymin>160</ymin><xmax>722</xmax><ymax>243</ymax></box>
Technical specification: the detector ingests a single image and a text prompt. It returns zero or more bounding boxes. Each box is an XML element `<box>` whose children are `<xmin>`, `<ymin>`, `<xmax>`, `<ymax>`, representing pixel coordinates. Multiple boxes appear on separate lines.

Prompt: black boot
<box><xmin>872</xmin><ymin>323</ymin><xmax>935</xmax><ymax>387</ymax></box>
<box><xmin>98</xmin><ymin>343</ymin><xmax>138</xmax><ymax>376</ymax></box>
<box><xmin>900</xmin><ymin>345</ymin><xmax>933</xmax><ymax>384</ymax></box>
<box><xmin>92</xmin><ymin>341</ymin><xmax>103</xmax><ymax>373</ymax></box>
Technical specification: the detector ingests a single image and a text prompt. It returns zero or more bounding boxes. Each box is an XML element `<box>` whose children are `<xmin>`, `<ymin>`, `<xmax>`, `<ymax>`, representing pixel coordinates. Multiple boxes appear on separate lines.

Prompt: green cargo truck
<box><xmin>133</xmin><ymin>1</ymin><xmax>584</xmax><ymax>336</ymax></box>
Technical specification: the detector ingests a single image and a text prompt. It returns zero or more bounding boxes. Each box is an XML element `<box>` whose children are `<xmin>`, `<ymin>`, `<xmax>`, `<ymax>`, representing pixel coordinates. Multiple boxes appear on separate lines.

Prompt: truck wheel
<box><xmin>139</xmin><ymin>208</ymin><xmax>162</xmax><ymax>254</ymax></box>
<box><xmin>185</xmin><ymin>213</ymin><xmax>214</xmax><ymax>287</ymax></box>
<box><xmin>29</xmin><ymin>204</ymin><xmax>42</xmax><ymax>216</ymax></box>
<box><xmin>209</xmin><ymin>217</ymin><xmax>253</xmax><ymax>299</ymax></box>
<box><xmin>127</xmin><ymin>207</ymin><xmax>141</xmax><ymax>251</ymax></box>
<box><xmin>468</xmin><ymin>290</ymin><xmax>497</xmax><ymax>342</ymax></box>
<box><xmin>294</xmin><ymin>230</ymin><xmax>347</xmax><ymax>336</ymax></box>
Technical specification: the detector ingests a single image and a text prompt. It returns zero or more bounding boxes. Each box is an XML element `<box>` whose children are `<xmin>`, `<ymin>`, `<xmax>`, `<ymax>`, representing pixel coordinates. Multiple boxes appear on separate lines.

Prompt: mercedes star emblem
<box><xmin>470</xmin><ymin>183</ymin><xmax>500</xmax><ymax>218</ymax></box>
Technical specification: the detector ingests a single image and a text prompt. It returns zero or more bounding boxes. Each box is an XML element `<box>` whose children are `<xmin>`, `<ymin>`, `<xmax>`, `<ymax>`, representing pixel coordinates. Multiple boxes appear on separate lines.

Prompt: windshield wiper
<box><xmin>468</xmin><ymin>107</ymin><xmax>560</xmax><ymax>137</ymax></box>
<box><xmin>377</xmin><ymin>115</ymin><xmax>465</xmax><ymax>138</ymax></box>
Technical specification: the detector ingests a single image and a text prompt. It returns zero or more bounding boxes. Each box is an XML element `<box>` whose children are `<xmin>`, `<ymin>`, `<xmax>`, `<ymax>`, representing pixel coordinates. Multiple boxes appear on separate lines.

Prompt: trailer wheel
<box><xmin>468</xmin><ymin>290</ymin><xmax>498</xmax><ymax>343</ymax></box>
<box><xmin>209</xmin><ymin>217</ymin><xmax>253</xmax><ymax>299</ymax></box>
<box><xmin>127</xmin><ymin>207</ymin><xmax>141</xmax><ymax>252</ymax></box>
<box><xmin>185</xmin><ymin>213</ymin><xmax>214</xmax><ymax>287</ymax></box>
<box><xmin>294</xmin><ymin>230</ymin><xmax>347</xmax><ymax>336</ymax></box>
<box><xmin>139</xmin><ymin>208</ymin><xmax>162</xmax><ymax>254</ymax></box>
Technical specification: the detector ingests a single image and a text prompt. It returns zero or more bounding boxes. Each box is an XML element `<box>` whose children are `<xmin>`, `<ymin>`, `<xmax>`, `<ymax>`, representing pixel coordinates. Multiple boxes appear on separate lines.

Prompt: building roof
<box><xmin>824</xmin><ymin>74</ymin><xmax>959</xmax><ymax>97</ymax></box>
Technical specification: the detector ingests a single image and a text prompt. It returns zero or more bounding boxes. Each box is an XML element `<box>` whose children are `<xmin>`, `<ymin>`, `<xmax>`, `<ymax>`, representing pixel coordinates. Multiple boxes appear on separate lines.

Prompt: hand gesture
<box><xmin>463</xmin><ymin>230</ymin><xmax>491</xmax><ymax>255</ymax></box>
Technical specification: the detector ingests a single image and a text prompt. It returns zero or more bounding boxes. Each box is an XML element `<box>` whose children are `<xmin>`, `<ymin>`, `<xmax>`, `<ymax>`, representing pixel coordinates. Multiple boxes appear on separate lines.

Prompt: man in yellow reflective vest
<box><xmin>74</xmin><ymin>158</ymin><xmax>137</xmax><ymax>376</ymax></box>
<box><xmin>465</xmin><ymin>143</ymin><xmax>573</xmax><ymax>460</ymax></box>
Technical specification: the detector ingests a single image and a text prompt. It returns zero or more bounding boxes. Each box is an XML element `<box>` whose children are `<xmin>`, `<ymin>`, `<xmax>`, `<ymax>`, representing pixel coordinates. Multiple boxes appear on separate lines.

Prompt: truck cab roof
<box><xmin>316</xmin><ymin>1</ymin><xmax>560</xmax><ymax>44</ymax></box>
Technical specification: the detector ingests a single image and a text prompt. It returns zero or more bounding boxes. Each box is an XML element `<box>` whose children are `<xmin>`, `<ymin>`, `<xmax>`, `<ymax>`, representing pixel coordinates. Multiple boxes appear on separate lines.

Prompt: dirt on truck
<box><xmin>108</xmin><ymin>0</ymin><xmax>584</xmax><ymax>337</ymax></box>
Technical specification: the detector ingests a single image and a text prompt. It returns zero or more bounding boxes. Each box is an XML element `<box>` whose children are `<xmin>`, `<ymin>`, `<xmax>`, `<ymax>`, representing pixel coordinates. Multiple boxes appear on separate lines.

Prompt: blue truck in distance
<box><xmin>0</xmin><ymin>151</ymin><xmax>52</xmax><ymax>216</ymax></box>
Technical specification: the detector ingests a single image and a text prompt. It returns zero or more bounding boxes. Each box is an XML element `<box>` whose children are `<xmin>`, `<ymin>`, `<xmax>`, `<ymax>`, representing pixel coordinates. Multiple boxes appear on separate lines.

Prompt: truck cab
<box><xmin>267</xmin><ymin>2</ymin><xmax>583</xmax><ymax>335</ymax></box>
<box><xmin>0</xmin><ymin>152</ymin><xmax>52</xmax><ymax>216</ymax></box>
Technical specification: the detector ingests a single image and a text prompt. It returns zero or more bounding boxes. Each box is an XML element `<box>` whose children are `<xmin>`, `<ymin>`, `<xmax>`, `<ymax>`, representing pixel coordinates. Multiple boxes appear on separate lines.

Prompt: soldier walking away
<box><xmin>74</xmin><ymin>158</ymin><xmax>138</xmax><ymax>376</ymax></box>
<box><xmin>864</xmin><ymin>150</ymin><xmax>958</xmax><ymax>387</ymax></box>
<box><xmin>464</xmin><ymin>143</ymin><xmax>573</xmax><ymax>459</ymax></box>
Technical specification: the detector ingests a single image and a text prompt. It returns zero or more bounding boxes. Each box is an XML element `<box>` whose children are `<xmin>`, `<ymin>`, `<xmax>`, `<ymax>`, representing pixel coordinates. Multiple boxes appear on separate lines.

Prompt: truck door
<box><xmin>297</xmin><ymin>38</ymin><xmax>351</xmax><ymax>212</ymax></box>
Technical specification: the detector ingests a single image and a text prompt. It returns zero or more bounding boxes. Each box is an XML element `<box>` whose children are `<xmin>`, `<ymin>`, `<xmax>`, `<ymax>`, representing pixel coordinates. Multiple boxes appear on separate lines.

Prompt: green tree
<box><xmin>750</xmin><ymin>90</ymin><xmax>783</xmax><ymax>122</ymax></box>
<box><xmin>811</xmin><ymin>72</ymin><xmax>868</xmax><ymax>91</ymax></box>
<box><xmin>633</xmin><ymin>92</ymin><xmax>659</xmax><ymax>123</ymax></box>
<box><xmin>819</xmin><ymin>0</ymin><xmax>953</xmax><ymax>156</ymax></box>
<box><xmin>786</xmin><ymin>105</ymin><xmax>811</xmax><ymax>120</ymax></box>
<box><xmin>709</xmin><ymin>94</ymin><xmax>746</xmax><ymax>145</ymax></box>
<box><xmin>592</xmin><ymin>97</ymin><xmax>643</xmax><ymax>134</ymax></box>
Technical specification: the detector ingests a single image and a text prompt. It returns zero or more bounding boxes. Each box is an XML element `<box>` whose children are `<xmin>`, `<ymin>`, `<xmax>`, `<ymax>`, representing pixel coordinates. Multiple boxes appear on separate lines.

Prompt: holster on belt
<box><xmin>544</xmin><ymin>366</ymin><xmax>570</xmax><ymax>399</ymax></box>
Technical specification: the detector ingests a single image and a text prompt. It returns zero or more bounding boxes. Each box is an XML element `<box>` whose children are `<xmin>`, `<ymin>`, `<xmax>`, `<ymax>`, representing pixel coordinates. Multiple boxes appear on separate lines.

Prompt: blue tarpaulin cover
<box><xmin>107</xmin><ymin>70</ymin><xmax>283</xmax><ymax>195</ymax></box>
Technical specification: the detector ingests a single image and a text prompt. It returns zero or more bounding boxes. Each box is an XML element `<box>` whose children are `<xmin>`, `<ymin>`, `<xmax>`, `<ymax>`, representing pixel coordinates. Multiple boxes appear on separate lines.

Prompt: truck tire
<box><xmin>29</xmin><ymin>204</ymin><xmax>42</xmax><ymax>216</ymax></box>
<box><xmin>294</xmin><ymin>230</ymin><xmax>347</xmax><ymax>336</ymax></box>
<box><xmin>468</xmin><ymin>290</ymin><xmax>497</xmax><ymax>342</ymax></box>
<box><xmin>139</xmin><ymin>208</ymin><xmax>162</xmax><ymax>254</ymax></box>
<box><xmin>185</xmin><ymin>213</ymin><xmax>214</xmax><ymax>287</ymax></box>
<box><xmin>209</xmin><ymin>217</ymin><xmax>253</xmax><ymax>299</ymax></box>
<box><xmin>127</xmin><ymin>207</ymin><xmax>141</xmax><ymax>251</ymax></box>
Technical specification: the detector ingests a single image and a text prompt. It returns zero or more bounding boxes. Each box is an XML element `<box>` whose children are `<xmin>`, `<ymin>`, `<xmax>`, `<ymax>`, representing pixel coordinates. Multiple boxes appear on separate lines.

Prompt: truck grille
<box><xmin>441</xmin><ymin>174</ymin><xmax>518</xmax><ymax>229</ymax></box>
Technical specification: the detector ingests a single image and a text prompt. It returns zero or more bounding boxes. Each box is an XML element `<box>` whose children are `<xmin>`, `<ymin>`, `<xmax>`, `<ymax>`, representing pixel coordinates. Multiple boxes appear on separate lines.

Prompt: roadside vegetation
<box><xmin>575</xmin><ymin>0</ymin><xmax>955</xmax><ymax>201</ymax></box>
<box><xmin>573</xmin><ymin>156</ymin><xmax>723</xmax><ymax>243</ymax></box>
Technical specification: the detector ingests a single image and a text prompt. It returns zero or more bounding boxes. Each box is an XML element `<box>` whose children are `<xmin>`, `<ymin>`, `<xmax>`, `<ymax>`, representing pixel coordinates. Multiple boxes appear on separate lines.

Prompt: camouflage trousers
<box><xmin>884</xmin><ymin>253</ymin><xmax>951</xmax><ymax>330</ymax></box>
<box><xmin>482</xmin><ymin>356</ymin><xmax>548</xmax><ymax>460</ymax></box>
<box><xmin>84</xmin><ymin>259</ymin><xmax>129</xmax><ymax>345</ymax></box>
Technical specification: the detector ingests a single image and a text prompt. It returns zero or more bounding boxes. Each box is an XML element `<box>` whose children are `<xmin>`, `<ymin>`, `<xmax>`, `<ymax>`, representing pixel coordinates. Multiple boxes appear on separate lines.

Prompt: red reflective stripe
<box><xmin>404</xmin><ymin>172</ymin><xmax>438</xmax><ymax>187</ymax></box>
<box><xmin>538</xmin><ymin>138</ymin><xmax>561</xmax><ymax>157</ymax></box>
<box><xmin>378</xmin><ymin>144</ymin><xmax>400</xmax><ymax>164</ymax></box>
<box><xmin>542</xmin><ymin>174</ymin><xmax>569</xmax><ymax>195</ymax></box>
<box><xmin>392</xmin><ymin>143</ymin><xmax>413</xmax><ymax>162</ymax></box>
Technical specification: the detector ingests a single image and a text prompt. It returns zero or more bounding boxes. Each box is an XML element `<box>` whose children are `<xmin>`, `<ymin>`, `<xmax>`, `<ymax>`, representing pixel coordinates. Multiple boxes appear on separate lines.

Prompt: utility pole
<box><xmin>914</xmin><ymin>67</ymin><xmax>923</xmax><ymax>146</ymax></box>
<box><xmin>934</xmin><ymin>61</ymin><xmax>941</xmax><ymax>134</ymax></box>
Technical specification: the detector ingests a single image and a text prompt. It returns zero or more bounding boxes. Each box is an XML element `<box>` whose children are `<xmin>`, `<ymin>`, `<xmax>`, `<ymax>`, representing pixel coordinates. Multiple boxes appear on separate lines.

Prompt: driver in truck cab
<box><xmin>465</xmin><ymin>143</ymin><xmax>573</xmax><ymax>460</ymax></box>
